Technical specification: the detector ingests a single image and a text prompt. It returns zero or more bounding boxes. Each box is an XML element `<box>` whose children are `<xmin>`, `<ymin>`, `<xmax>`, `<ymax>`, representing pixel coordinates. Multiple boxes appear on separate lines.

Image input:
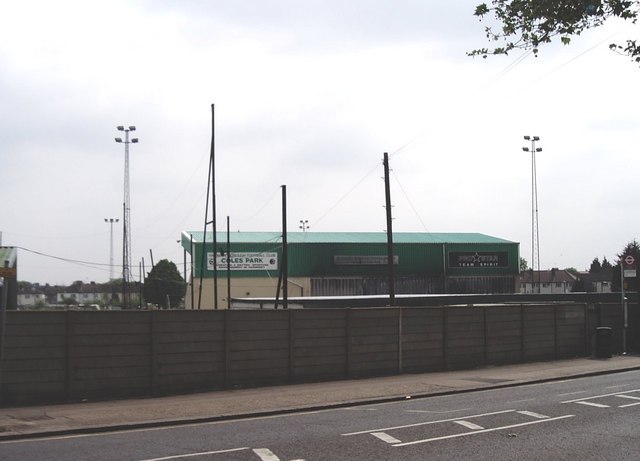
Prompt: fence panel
<box><xmin>522</xmin><ymin>305</ymin><xmax>556</xmax><ymax>361</ymax></box>
<box><xmin>291</xmin><ymin>309</ymin><xmax>347</xmax><ymax>381</ymax></box>
<box><xmin>445</xmin><ymin>307</ymin><xmax>485</xmax><ymax>370</ymax></box>
<box><xmin>1</xmin><ymin>312</ymin><xmax>67</xmax><ymax>404</ymax></box>
<box><xmin>226</xmin><ymin>310</ymin><xmax>290</xmax><ymax>386</ymax></box>
<box><xmin>401</xmin><ymin>307</ymin><xmax>444</xmax><ymax>372</ymax></box>
<box><xmin>154</xmin><ymin>310</ymin><xmax>225</xmax><ymax>395</ymax></box>
<box><xmin>349</xmin><ymin>309</ymin><xmax>399</xmax><ymax>377</ymax></box>
<box><xmin>69</xmin><ymin>311</ymin><xmax>151</xmax><ymax>400</ymax></box>
<box><xmin>486</xmin><ymin>306</ymin><xmax>522</xmax><ymax>365</ymax></box>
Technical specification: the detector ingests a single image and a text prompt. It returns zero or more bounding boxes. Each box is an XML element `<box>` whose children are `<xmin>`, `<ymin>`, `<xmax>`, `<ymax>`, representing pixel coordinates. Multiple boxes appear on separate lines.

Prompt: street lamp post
<box><xmin>104</xmin><ymin>218</ymin><xmax>119</xmax><ymax>281</ymax></box>
<box><xmin>115</xmin><ymin>125</ymin><xmax>138</xmax><ymax>308</ymax></box>
<box><xmin>522</xmin><ymin>135</ymin><xmax>542</xmax><ymax>294</ymax></box>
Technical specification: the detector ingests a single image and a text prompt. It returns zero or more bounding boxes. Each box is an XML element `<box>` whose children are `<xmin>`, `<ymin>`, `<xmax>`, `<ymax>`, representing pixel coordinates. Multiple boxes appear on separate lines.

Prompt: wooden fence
<box><xmin>0</xmin><ymin>303</ymin><xmax>626</xmax><ymax>405</ymax></box>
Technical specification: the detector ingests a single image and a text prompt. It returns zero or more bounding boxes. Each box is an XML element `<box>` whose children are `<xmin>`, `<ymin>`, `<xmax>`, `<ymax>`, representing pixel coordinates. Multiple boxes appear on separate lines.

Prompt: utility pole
<box><xmin>282</xmin><ymin>185</ymin><xmax>288</xmax><ymax>309</ymax></box>
<box><xmin>522</xmin><ymin>136</ymin><xmax>542</xmax><ymax>294</ymax></box>
<box><xmin>115</xmin><ymin>125</ymin><xmax>138</xmax><ymax>308</ymax></box>
<box><xmin>383</xmin><ymin>152</ymin><xmax>395</xmax><ymax>306</ymax></box>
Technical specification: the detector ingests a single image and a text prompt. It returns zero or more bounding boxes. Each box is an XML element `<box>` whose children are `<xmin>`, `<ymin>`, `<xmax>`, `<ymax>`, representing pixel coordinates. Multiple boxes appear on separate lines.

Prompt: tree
<box><xmin>611</xmin><ymin>239</ymin><xmax>640</xmax><ymax>291</ymax></box>
<box><xmin>565</xmin><ymin>267</ymin><xmax>579</xmax><ymax>276</ymax></box>
<box><xmin>602</xmin><ymin>256</ymin><xmax>613</xmax><ymax>269</ymax></box>
<box><xmin>469</xmin><ymin>1</ymin><xmax>640</xmax><ymax>64</ymax></box>
<box><xmin>143</xmin><ymin>259</ymin><xmax>186</xmax><ymax>309</ymax></box>
<box><xmin>519</xmin><ymin>257</ymin><xmax>529</xmax><ymax>272</ymax></box>
<box><xmin>589</xmin><ymin>257</ymin><xmax>602</xmax><ymax>273</ymax></box>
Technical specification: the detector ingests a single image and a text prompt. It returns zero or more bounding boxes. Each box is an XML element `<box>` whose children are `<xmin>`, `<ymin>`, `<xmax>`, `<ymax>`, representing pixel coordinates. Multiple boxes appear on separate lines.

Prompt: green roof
<box><xmin>182</xmin><ymin>231</ymin><xmax>515</xmax><ymax>246</ymax></box>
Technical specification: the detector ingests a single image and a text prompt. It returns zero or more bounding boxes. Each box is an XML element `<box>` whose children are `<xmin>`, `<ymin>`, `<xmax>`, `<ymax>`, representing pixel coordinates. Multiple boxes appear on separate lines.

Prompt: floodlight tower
<box><xmin>522</xmin><ymin>135</ymin><xmax>542</xmax><ymax>293</ymax></box>
<box><xmin>115</xmin><ymin>125</ymin><xmax>138</xmax><ymax>307</ymax></box>
<box><xmin>104</xmin><ymin>218</ymin><xmax>119</xmax><ymax>281</ymax></box>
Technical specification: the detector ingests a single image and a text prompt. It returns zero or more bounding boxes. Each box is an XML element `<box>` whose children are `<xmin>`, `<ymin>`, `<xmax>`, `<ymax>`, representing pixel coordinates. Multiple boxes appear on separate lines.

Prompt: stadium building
<box><xmin>180</xmin><ymin>231</ymin><xmax>520</xmax><ymax>309</ymax></box>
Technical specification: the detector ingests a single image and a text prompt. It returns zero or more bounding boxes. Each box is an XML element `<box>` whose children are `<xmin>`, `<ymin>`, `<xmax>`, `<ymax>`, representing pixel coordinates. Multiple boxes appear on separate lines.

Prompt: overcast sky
<box><xmin>2</xmin><ymin>1</ymin><xmax>639</xmax><ymax>285</ymax></box>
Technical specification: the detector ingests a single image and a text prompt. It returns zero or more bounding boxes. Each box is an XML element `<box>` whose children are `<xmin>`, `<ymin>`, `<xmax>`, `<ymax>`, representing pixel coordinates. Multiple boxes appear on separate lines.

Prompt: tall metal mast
<box><xmin>104</xmin><ymin>218</ymin><xmax>119</xmax><ymax>281</ymax></box>
<box><xmin>115</xmin><ymin>125</ymin><xmax>138</xmax><ymax>308</ymax></box>
<box><xmin>522</xmin><ymin>135</ymin><xmax>542</xmax><ymax>293</ymax></box>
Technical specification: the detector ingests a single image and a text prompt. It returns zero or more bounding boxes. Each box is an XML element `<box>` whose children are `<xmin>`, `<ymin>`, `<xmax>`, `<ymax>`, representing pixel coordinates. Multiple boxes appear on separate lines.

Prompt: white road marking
<box><xmin>506</xmin><ymin>399</ymin><xmax>535</xmax><ymax>404</ymax></box>
<box><xmin>406</xmin><ymin>408</ymin><xmax>471</xmax><ymax>414</ymax></box>
<box><xmin>342</xmin><ymin>409</ymin><xmax>515</xmax><ymax>436</ymax></box>
<box><xmin>517</xmin><ymin>411</ymin><xmax>549</xmax><ymax>419</ymax></box>
<box><xmin>392</xmin><ymin>415</ymin><xmax>575</xmax><ymax>447</ymax></box>
<box><xmin>616</xmin><ymin>395</ymin><xmax>640</xmax><ymax>408</ymax></box>
<box><xmin>606</xmin><ymin>384</ymin><xmax>630</xmax><ymax>390</ymax></box>
<box><xmin>619</xmin><ymin>401</ymin><xmax>640</xmax><ymax>408</ymax></box>
<box><xmin>562</xmin><ymin>388</ymin><xmax>640</xmax><ymax>404</ymax></box>
<box><xmin>455</xmin><ymin>420</ymin><xmax>484</xmax><ymax>430</ymax></box>
<box><xmin>253</xmin><ymin>448</ymin><xmax>281</xmax><ymax>461</ymax></box>
<box><xmin>371</xmin><ymin>432</ymin><xmax>402</xmax><ymax>444</ymax></box>
<box><xmin>575</xmin><ymin>401</ymin><xmax>609</xmax><ymax>408</ymax></box>
<box><xmin>136</xmin><ymin>447</ymin><xmax>250</xmax><ymax>461</ymax></box>
<box><xmin>557</xmin><ymin>391</ymin><xmax>587</xmax><ymax>397</ymax></box>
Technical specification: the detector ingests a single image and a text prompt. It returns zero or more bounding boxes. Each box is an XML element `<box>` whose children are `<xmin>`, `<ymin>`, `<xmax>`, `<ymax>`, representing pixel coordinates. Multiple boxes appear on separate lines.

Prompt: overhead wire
<box><xmin>311</xmin><ymin>161</ymin><xmax>381</xmax><ymax>228</ymax></box>
<box><xmin>16</xmin><ymin>246</ymin><xmax>111</xmax><ymax>273</ymax></box>
<box><xmin>390</xmin><ymin>169</ymin><xmax>432</xmax><ymax>234</ymax></box>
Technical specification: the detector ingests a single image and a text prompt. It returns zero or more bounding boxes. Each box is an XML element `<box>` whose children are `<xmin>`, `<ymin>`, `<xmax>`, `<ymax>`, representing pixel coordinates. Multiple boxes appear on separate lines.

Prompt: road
<box><xmin>2</xmin><ymin>370</ymin><xmax>640</xmax><ymax>460</ymax></box>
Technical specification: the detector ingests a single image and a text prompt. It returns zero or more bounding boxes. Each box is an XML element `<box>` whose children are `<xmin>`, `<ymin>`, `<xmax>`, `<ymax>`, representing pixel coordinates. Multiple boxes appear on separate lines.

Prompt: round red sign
<box><xmin>624</xmin><ymin>255</ymin><xmax>635</xmax><ymax>266</ymax></box>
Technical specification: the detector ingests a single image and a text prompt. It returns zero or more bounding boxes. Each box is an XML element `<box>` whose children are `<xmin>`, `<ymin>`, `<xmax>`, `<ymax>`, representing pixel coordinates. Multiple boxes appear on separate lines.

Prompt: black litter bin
<box><xmin>595</xmin><ymin>327</ymin><xmax>613</xmax><ymax>358</ymax></box>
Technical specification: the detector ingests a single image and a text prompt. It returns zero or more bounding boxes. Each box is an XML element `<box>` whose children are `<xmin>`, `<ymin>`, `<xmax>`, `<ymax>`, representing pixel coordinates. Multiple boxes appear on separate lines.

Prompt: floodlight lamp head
<box><xmin>533</xmin><ymin>136</ymin><xmax>540</xmax><ymax>141</ymax></box>
<box><xmin>131</xmin><ymin>138</ymin><xmax>139</xmax><ymax>143</ymax></box>
<box><xmin>536</xmin><ymin>147</ymin><xmax>542</xmax><ymax>152</ymax></box>
<box><xmin>524</xmin><ymin>135</ymin><xmax>531</xmax><ymax>141</ymax></box>
<box><xmin>117</xmin><ymin>126</ymin><xmax>125</xmax><ymax>131</ymax></box>
<box><xmin>522</xmin><ymin>147</ymin><xmax>529</xmax><ymax>152</ymax></box>
<box><xmin>115</xmin><ymin>137</ymin><xmax>123</xmax><ymax>143</ymax></box>
<box><xmin>128</xmin><ymin>126</ymin><xmax>136</xmax><ymax>131</ymax></box>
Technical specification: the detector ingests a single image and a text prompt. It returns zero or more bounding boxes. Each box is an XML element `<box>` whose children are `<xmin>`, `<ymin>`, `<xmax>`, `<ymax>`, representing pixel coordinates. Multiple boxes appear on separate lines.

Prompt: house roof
<box><xmin>521</xmin><ymin>269</ymin><xmax>577</xmax><ymax>284</ymax></box>
<box><xmin>580</xmin><ymin>268</ymin><xmax>614</xmax><ymax>283</ymax></box>
<box><xmin>182</xmin><ymin>231</ymin><xmax>516</xmax><ymax>245</ymax></box>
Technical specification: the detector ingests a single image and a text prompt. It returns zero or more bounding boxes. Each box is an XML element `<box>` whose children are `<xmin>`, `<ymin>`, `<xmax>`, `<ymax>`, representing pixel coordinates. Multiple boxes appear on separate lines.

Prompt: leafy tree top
<box><xmin>617</xmin><ymin>239</ymin><xmax>640</xmax><ymax>261</ymax></box>
<box><xmin>470</xmin><ymin>1</ymin><xmax>640</xmax><ymax>63</ymax></box>
<box><xmin>144</xmin><ymin>259</ymin><xmax>185</xmax><ymax>309</ymax></box>
<box><xmin>589</xmin><ymin>257</ymin><xmax>602</xmax><ymax>273</ymax></box>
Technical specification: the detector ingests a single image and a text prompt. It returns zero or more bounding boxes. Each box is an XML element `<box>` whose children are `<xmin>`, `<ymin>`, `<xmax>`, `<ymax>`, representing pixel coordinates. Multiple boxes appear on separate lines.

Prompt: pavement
<box><xmin>2</xmin><ymin>354</ymin><xmax>640</xmax><ymax>441</ymax></box>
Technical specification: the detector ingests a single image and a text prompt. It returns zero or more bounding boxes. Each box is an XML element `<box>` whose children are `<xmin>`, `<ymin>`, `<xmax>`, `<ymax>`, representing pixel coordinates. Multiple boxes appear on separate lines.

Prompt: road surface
<box><xmin>2</xmin><ymin>369</ymin><xmax>640</xmax><ymax>460</ymax></box>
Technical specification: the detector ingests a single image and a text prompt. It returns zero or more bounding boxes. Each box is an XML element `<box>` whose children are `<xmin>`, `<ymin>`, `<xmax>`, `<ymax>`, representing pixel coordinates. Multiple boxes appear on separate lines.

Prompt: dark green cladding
<box><xmin>182</xmin><ymin>231</ymin><xmax>519</xmax><ymax>279</ymax></box>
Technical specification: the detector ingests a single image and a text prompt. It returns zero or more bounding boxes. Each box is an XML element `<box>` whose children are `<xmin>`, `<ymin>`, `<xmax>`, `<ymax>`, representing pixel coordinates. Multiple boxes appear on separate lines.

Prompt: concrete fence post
<box><xmin>288</xmin><ymin>309</ymin><xmax>295</xmax><ymax>383</ymax></box>
<box><xmin>554</xmin><ymin>305</ymin><xmax>559</xmax><ymax>360</ymax></box>
<box><xmin>483</xmin><ymin>307</ymin><xmax>488</xmax><ymax>366</ymax></box>
<box><xmin>223</xmin><ymin>310</ymin><xmax>230</xmax><ymax>388</ymax></box>
<box><xmin>150</xmin><ymin>310</ymin><xmax>158</xmax><ymax>396</ymax></box>
<box><xmin>398</xmin><ymin>307</ymin><xmax>403</xmax><ymax>374</ymax></box>
<box><xmin>346</xmin><ymin>308</ymin><xmax>352</xmax><ymax>379</ymax></box>
<box><xmin>520</xmin><ymin>304</ymin><xmax>525</xmax><ymax>363</ymax></box>
<box><xmin>65</xmin><ymin>310</ymin><xmax>75</xmax><ymax>400</ymax></box>
<box><xmin>443</xmin><ymin>306</ymin><xmax>448</xmax><ymax>370</ymax></box>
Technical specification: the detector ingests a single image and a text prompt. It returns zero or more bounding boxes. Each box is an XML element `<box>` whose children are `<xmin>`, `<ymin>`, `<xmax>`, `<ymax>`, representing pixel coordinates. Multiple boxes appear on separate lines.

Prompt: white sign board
<box><xmin>624</xmin><ymin>269</ymin><xmax>637</xmax><ymax>278</ymax></box>
<box><xmin>207</xmin><ymin>252</ymin><xmax>278</xmax><ymax>271</ymax></box>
